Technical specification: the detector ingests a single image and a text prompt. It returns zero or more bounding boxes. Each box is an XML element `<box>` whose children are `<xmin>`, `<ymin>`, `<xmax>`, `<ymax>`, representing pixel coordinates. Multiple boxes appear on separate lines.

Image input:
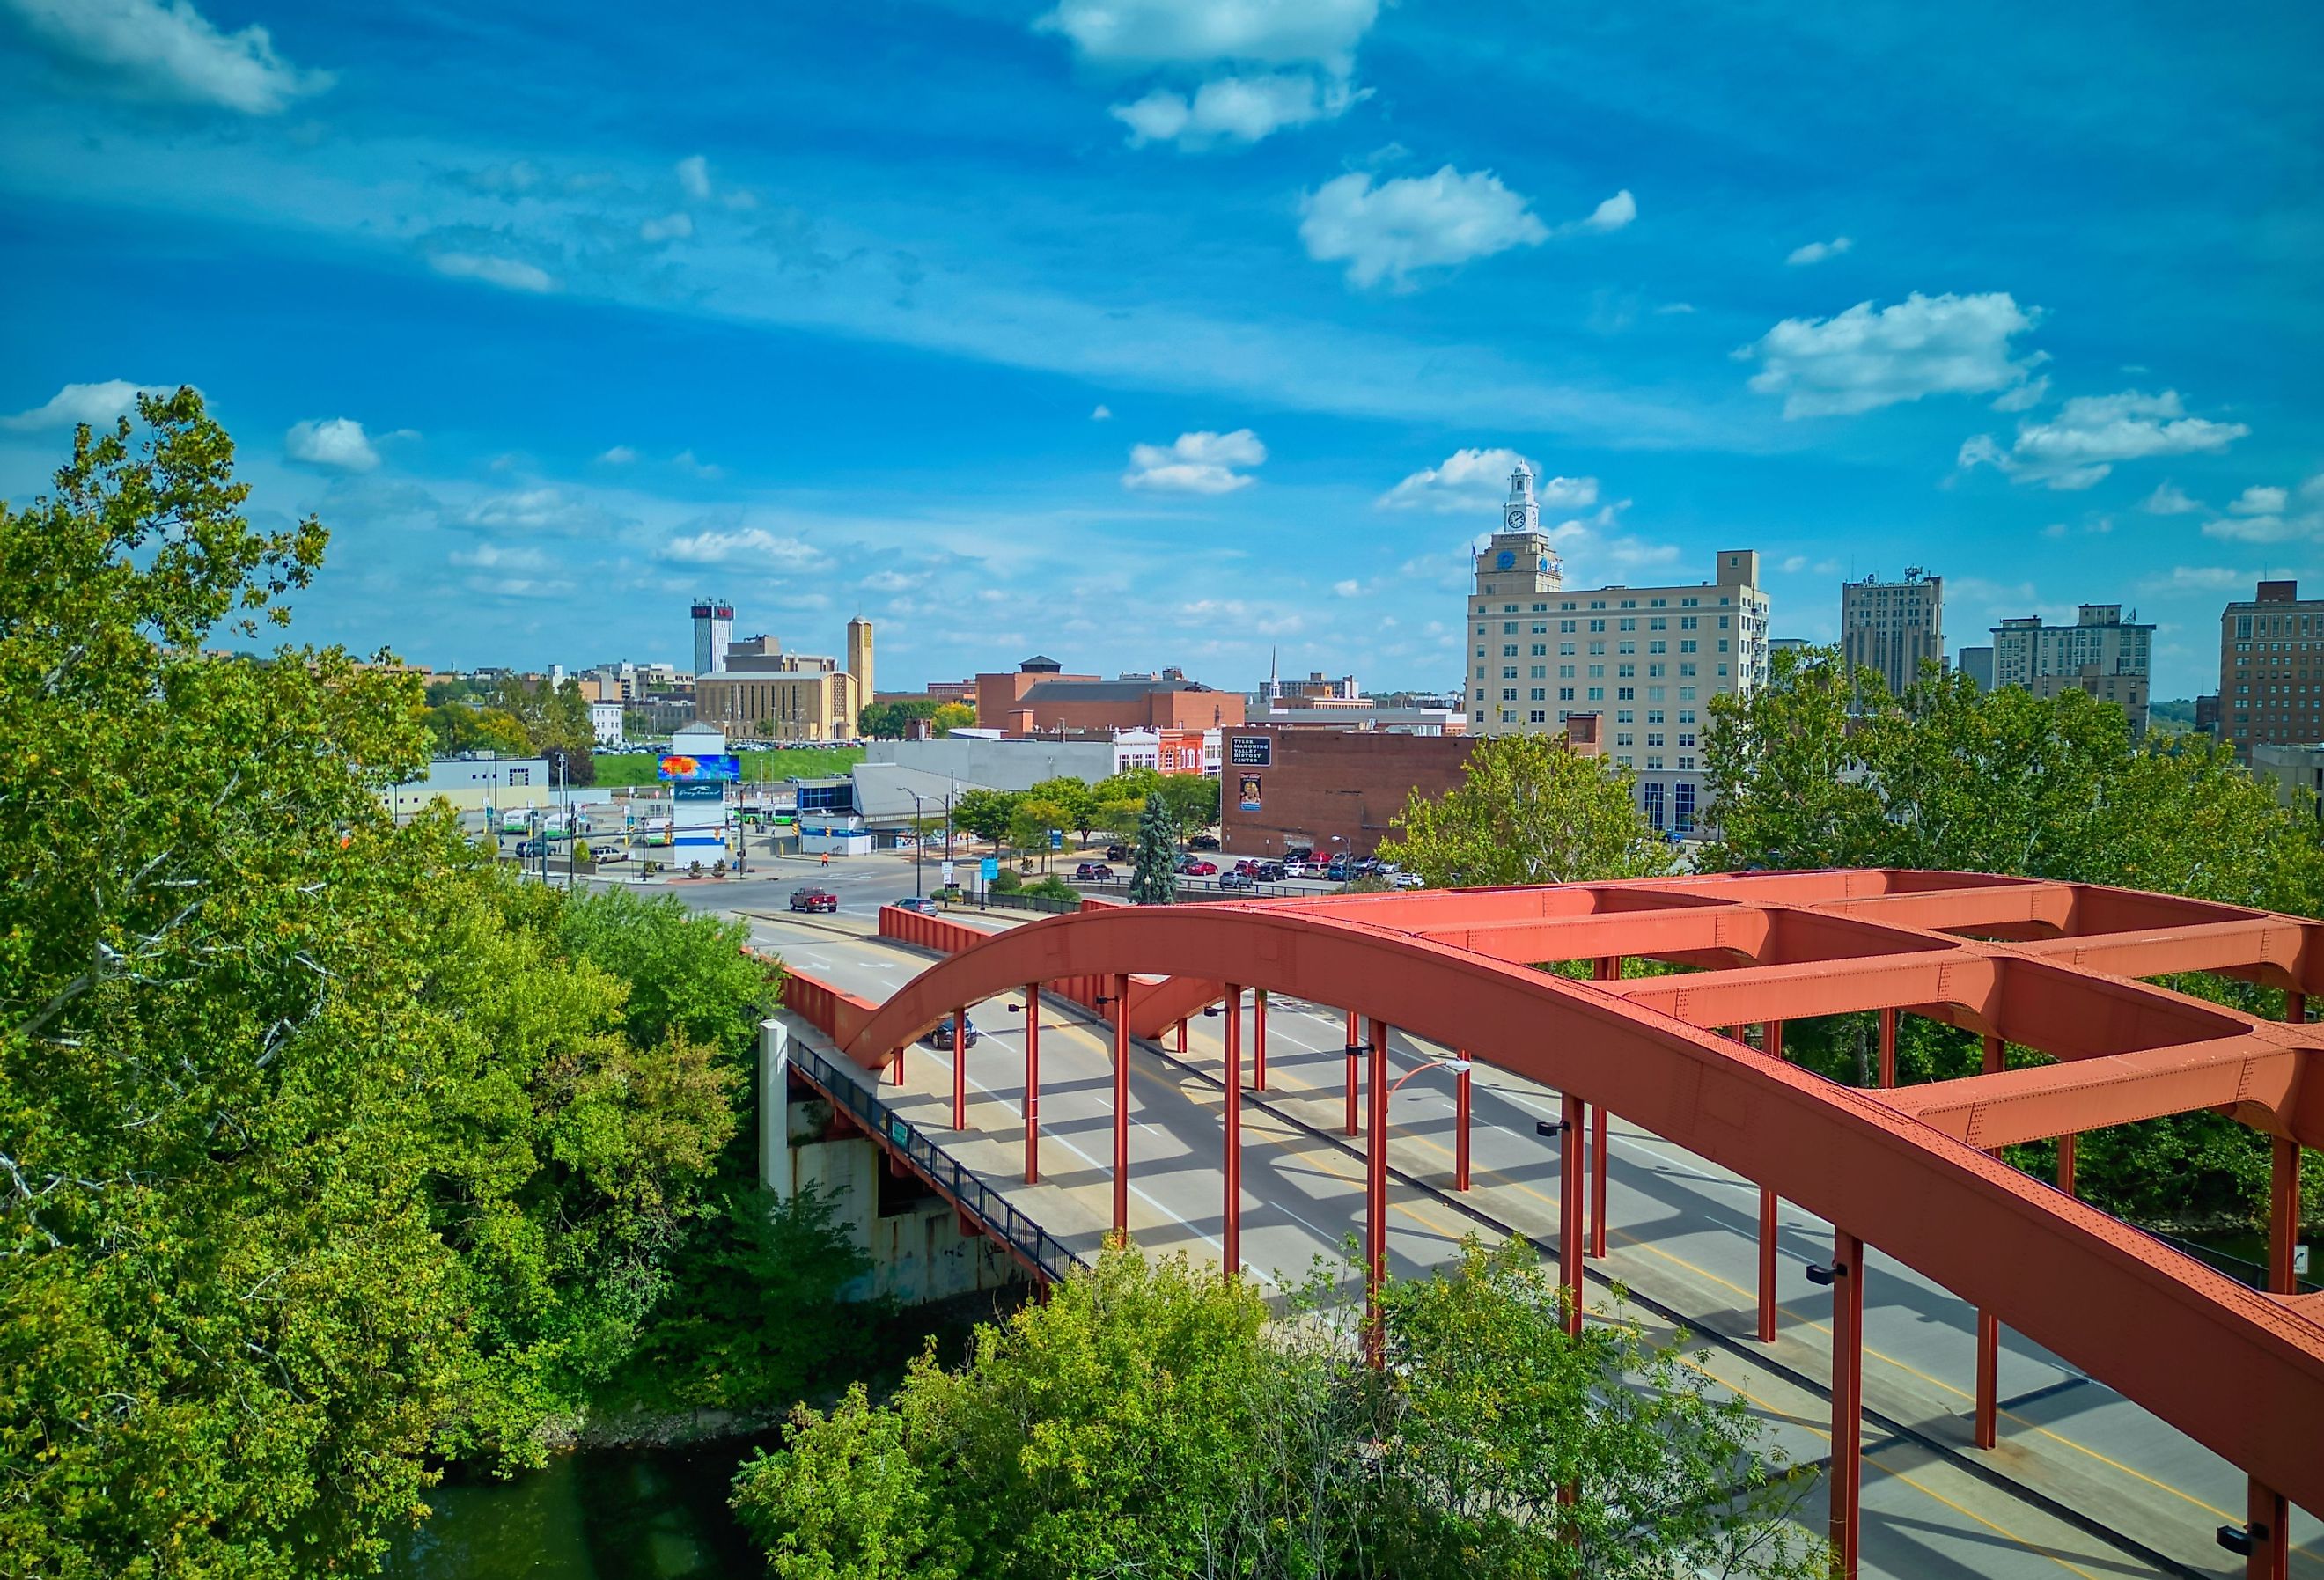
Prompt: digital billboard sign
<box><xmin>658</xmin><ymin>753</ymin><xmax>740</xmax><ymax>783</ymax></box>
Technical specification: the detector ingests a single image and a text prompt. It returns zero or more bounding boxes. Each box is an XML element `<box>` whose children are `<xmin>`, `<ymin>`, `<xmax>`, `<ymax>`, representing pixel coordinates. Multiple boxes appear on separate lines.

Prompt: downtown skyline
<box><xmin>2</xmin><ymin>0</ymin><xmax>2318</xmax><ymax>698</ymax></box>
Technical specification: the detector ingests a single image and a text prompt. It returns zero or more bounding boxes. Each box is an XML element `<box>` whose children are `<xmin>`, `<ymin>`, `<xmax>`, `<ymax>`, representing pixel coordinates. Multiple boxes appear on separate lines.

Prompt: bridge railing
<box><xmin>874</xmin><ymin>903</ymin><xmax>1184</xmax><ymax>1031</ymax></box>
<box><xmin>782</xmin><ymin>1013</ymin><xmax>1087</xmax><ymax>1286</ymax></box>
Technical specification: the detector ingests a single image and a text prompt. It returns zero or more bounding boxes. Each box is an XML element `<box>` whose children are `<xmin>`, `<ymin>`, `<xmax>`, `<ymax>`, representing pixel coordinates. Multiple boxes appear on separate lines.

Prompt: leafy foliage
<box><xmin>732</xmin><ymin>1241</ymin><xmax>1820</xmax><ymax>1580</ymax></box>
<box><xmin>1703</xmin><ymin>646</ymin><xmax>2324</xmax><ymax>1232</ymax></box>
<box><xmin>1380</xmin><ymin>732</ymin><xmax>1671</xmax><ymax>887</ymax></box>
<box><xmin>1129</xmin><ymin>792</ymin><xmax>1179</xmax><ymax>905</ymax></box>
<box><xmin>0</xmin><ymin>394</ymin><xmax>857</xmax><ymax>1577</ymax></box>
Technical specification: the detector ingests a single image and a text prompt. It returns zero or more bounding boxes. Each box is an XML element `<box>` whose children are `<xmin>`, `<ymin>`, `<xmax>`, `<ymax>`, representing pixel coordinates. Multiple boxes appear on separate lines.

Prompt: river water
<box><xmin>386</xmin><ymin>1435</ymin><xmax>777</xmax><ymax>1580</ymax></box>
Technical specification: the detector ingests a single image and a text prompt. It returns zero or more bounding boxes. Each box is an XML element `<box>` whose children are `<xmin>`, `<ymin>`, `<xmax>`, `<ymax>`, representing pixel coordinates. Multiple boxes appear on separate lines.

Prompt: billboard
<box><xmin>658</xmin><ymin>752</ymin><xmax>740</xmax><ymax>783</ymax></box>
<box><xmin>1228</xmin><ymin>735</ymin><xmax>1272</xmax><ymax>767</ymax></box>
<box><xmin>1237</xmin><ymin>773</ymin><xmax>1262</xmax><ymax>812</ymax></box>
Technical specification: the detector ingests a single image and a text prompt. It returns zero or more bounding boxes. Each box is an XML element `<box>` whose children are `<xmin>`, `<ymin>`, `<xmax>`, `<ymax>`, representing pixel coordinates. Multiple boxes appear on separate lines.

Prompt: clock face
<box><xmin>1496</xmin><ymin>549</ymin><xmax>1516</xmax><ymax>570</ymax></box>
<box><xmin>1504</xmin><ymin>506</ymin><xmax>1527</xmax><ymax>528</ymax></box>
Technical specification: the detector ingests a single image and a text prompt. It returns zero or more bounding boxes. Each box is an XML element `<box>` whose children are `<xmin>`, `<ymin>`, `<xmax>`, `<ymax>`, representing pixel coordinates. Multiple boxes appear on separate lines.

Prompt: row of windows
<box><xmin>1478</xmin><ymin>594</ymin><xmax>1742</xmax><ymax>615</ymax></box>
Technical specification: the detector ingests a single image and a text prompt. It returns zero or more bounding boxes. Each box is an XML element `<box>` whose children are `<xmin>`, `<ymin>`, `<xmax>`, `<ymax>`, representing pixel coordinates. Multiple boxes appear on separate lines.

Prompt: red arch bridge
<box><xmin>767</xmin><ymin>870</ymin><xmax>2324</xmax><ymax>1579</ymax></box>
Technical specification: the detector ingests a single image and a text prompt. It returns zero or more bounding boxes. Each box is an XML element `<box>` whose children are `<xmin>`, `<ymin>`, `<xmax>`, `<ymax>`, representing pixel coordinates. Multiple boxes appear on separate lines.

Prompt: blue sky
<box><xmin>2</xmin><ymin>0</ymin><xmax>2317</xmax><ymax>698</ymax></box>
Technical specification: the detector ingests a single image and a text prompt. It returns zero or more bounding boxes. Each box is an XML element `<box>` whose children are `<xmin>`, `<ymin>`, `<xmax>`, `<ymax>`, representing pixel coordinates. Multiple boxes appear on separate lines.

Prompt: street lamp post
<box><xmin>909</xmin><ymin>790</ymin><xmax>928</xmax><ymax>899</ymax></box>
<box><xmin>1388</xmin><ymin>1055</ymin><xmax>1475</xmax><ymax>1192</ymax></box>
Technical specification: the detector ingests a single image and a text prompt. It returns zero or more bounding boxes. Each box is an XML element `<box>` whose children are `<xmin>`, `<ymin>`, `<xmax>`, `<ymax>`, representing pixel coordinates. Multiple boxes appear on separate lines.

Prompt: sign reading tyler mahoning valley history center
<box><xmin>1229</xmin><ymin>735</ymin><xmax>1271</xmax><ymax>767</ymax></box>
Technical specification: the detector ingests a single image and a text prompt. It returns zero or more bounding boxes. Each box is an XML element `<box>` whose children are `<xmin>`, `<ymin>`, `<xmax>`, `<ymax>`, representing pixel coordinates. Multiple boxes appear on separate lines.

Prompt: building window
<box><xmin>1674</xmin><ymin>782</ymin><xmax>1696</xmax><ymax>831</ymax></box>
<box><xmin>1644</xmin><ymin>781</ymin><xmax>1666</xmax><ymax>830</ymax></box>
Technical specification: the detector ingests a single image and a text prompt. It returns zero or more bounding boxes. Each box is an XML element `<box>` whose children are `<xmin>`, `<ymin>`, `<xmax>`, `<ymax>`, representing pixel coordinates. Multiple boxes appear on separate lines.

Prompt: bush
<box><xmin>989</xmin><ymin>866</ymin><xmax>1023</xmax><ymax>893</ymax></box>
<box><xmin>1021</xmin><ymin>875</ymin><xmax>1078</xmax><ymax>902</ymax></box>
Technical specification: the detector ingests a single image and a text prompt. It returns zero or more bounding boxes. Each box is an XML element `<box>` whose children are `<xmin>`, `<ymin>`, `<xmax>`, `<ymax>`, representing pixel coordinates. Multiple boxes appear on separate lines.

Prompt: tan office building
<box><xmin>693</xmin><ymin>621</ymin><xmax>871</xmax><ymax>741</ymax></box>
<box><xmin>1990</xmin><ymin>605</ymin><xmax>2153</xmax><ymax>734</ymax></box>
<box><xmin>1841</xmin><ymin>570</ymin><xmax>1943</xmax><ymax>696</ymax></box>
<box><xmin>1465</xmin><ymin>461</ymin><xmax>1768</xmax><ymax>834</ymax></box>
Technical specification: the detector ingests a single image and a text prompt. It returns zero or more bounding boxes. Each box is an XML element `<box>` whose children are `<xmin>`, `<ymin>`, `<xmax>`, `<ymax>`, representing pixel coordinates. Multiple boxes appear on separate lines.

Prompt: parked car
<box><xmin>515</xmin><ymin>838</ymin><xmax>547</xmax><ymax>857</ymax></box>
<box><xmin>1284</xmin><ymin>845</ymin><xmax>1314</xmax><ymax>863</ymax></box>
<box><xmin>1188</xmin><ymin>834</ymin><xmax>1221</xmax><ymax>850</ymax></box>
<box><xmin>1325</xmin><ymin>860</ymin><xmax>1350</xmax><ymax>881</ymax></box>
<box><xmin>1181</xmin><ymin>859</ymin><xmax>1218</xmax><ymax>877</ymax></box>
<box><xmin>1218</xmin><ymin>870</ymin><xmax>1256</xmax><ymax>891</ymax></box>
<box><xmin>925</xmin><ymin>1016</ymin><xmax>982</xmax><ymax>1050</ymax></box>
<box><xmin>789</xmin><ymin>886</ymin><xmax>840</xmax><ymax>914</ymax></box>
<box><xmin>894</xmin><ymin>895</ymin><xmax>940</xmax><ymax>915</ymax></box>
<box><xmin>1073</xmin><ymin>862</ymin><xmax>1116</xmax><ymax>882</ymax></box>
<box><xmin>592</xmin><ymin>848</ymin><xmax>629</xmax><ymax>864</ymax></box>
<box><xmin>1105</xmin><ymin>843</ymin><xmax>1130</xmax><ymax>862</ymax></box>
<box><xmin>1390</xmin><ymin>872</ymin><xmax>1425</xmax><ymax>889</ymax></box>
<box><xmin>1233</xmin><ymin>859</ymin><xmax>1261</xmax><ymax>877</ymax></box>
<box><xmin>1254</xmin><ymin>861</ymin><xmax>1287</xmax><ymax>882</ymax></box>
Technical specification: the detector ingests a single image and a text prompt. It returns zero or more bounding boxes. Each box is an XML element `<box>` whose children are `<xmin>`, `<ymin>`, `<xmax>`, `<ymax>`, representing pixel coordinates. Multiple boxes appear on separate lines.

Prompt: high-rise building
<box><xmin>2219</xmin><ymin>580</ymin><xmax>2324</xmax><ymax>762</ymax></box>
<box><xmin>1466</xmin><ymin>463</ymin><xmax>1768</xmax><ymax>834</ymax></box>
<box><xmin>1989</xmin><ymin>605</ymin><xmax>2154</xmax><ymax>733</ymax></box>
<box><xmin>1957</xmin><ymin>646</ymin><xmax>1994</xmax><ymax>690</ymax></box>
<box><xmin>1841</xmin><ymin>570</ymin><xmax>1943</xmax><ymax>697</ymax></box>
<box><xmin>846</xmin><ymin>616</ymin><xmax>874</xmax><ymax>706</ymax></box>
<box><xmin>694</xmin><ymin>621</ymin><xmax>870</xmax><ymax>742</ymax></box>
<box><xmin>690</xmin><ymin>599</ymin><xmax>734</xmax><ymax>677</ymax></box>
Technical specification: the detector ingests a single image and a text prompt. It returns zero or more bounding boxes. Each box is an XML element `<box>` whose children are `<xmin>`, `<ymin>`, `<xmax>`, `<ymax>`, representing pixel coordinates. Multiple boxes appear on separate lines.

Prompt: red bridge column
<box><xmin>1364</xmin><ymin>1015</ymin><xmax>1389</xmax><ymax>1366</ymax></box>
<box><xmin>1224</xmin><ymin>984</ymin><xmax>1243</xmax><ymax>1282</ymax></box>
<box><xmin>1829</xmin><ymin>1230</ymin><xmax>1865</xmax><ymax>1580</ymax></box>
<box><xmin>1253</xmin><ymin>988</ymin><xmax>1269</xmax><ymax>1091</ymax></box>
<box><xmin>1589</xmin><ymin>956</ymin><xmax>1618</xmax><ymax>1257</ymax></box>
<box><xmin>2056</xmin><ymin>1134</ymin><xmax>2076</xmax><ymax>1197</ymax></box>
<box><xmin>1877</xmin><ymin>1006</ymin><xmax>1897</xmax><ymax>1088</ymax></box>
<box><xmin>1454</xmin><ymin>1054</ymin><xmax>1472</xmax><ymax>1192</ymax></box>
<box><xmin>1560</xmin><ymin>1089</ymin><xmax>1585</xmax><ymax>1339</ymax></box>
<box><xmin>1757</xmin><ymin>1020</ymin><xmax>1785</xmax><ymax>1343</ymax></box>
<box><xmin>1022</xmin><ymin>985</ymin><xmax>1040</xmax><ymax>1186</ymax></box>
<box><xmin>951</xmin><ymin>1006</ymin><xmax>968</xmax><ymax>1130</ymax></box>
<box><xmin>1111</xmin><ymin>971</ymin><xmax>1130</xmax><ymax>1241</ymax></box>
<box><xmin>1975</xmin><ymin>1032</ymin><xmax>2004</xmax><ymax>1449</ymax></box>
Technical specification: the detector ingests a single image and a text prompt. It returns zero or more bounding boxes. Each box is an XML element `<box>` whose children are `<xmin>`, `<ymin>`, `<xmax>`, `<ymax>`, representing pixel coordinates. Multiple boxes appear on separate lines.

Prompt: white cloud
<box><xmin>1038</xmin><ymin>0</ymin><xmax>1379</xmax><ymax>70</ymax></box>
<box><xmin>283</xmin><ymin>416</ymin><xmax>379</xmax><ymax>473</ymax></box>
<box><xmin>1111</xmin><ymin>70</ymin><xmax>1359</xmax><ymax>149</ymax></box>
<box><xmin>2142</xmin><ymin>565</ymin><xmax>2254</xmax><ymax>592</ymax></box>
<box><xmin>1331</xmin><ymin>578</ymin><xmax>1364</xmax><ymax>597</ymax></box>
<box><xmin>1090</xmin><ymin>404</ymin><xmax>1113</xmax><ymax>421</ymax></box>
<box><xmin>429</xmin><ymin>252</ymin><xmax>558</xmax><ymax>293</ymax></box>
<box><xmin>459</xmin><ymin>487</ymin><xmax>602</xmax><ymax>533</ymax></box>
<box><xmin>1577</xmin><ymin>189</ymin><xmax>1636</xmax><ymax>233</ymax></box>
<box><xmin>449</xmin><ymin>542</ymin><xmax>548</xmax><ymax>572</ymax></box>
<box><xmin>1123</xmin><ymin>428</ymin><xmax>1266</xmax><ymax>493</ymax></box>
<box><xmin>1779</xmin><ymin>554</ymin><xmax>1808</xmax><ymax>573</ymax></box>
<box><xmin>676</xmin><ymin>155</ymin><xmax>712</xmax><ymax>200</ymax></box>
<box><xmin>1655</xmin><ymin>302</ymin><xmax>1696</xmax><ymax>315</ymax></box>
<box><xmin>1299</xmin><ymin>166</ymin><xmax>1550</xmax><ymax>290</ymax></box>
<box><xmin>1378</xmin><ymin>448</ymin><xmax>1597</xmax><ymax>513</ymax></box>
<box><xmin>1989</xmin><ymin>374</ymin><xmax>2049</xmax><ymax>413</ymax></box>
<box><xmin>660</xmin><ymin>525</ymin><xmax>828</xmax><ymax>567</ymax></box>
<box><xmin>639</xmin><ymin>211</ymin><xmax>693</xmax><ymax>243</ymax></box>
<box><xmin>1785</xmin><ymin>235</ymin><xmax>1853</xmax><ymax>267</ymax></box>
<box><xmin>2142</xmin><ymin>481</ymin><xmax>2202</xmax><ymax>515</ymax></box>
<box><xmin>2199</xmin><ymin>474</ymin><xmax>2324</xmax><ymax>545</ymax></box>
<box><xmin>0</xmin><ymin>378</ymin><xmax>174</xmax><ymax>430</ymax></box>
<box><xmin>596</xmin><ymin>445</ymin><xmax>637</xmax><ymax>464</ymax></box>
<box><xmin>1739</xmin><ymin>291</ymin><xmax>2045</xmax><ymax>418</ymax></box>
<box><xmin>1959</xmin><ymin>389</ymin><xmax>2248</xmax><ymax>489</ymax></box>
<box><xmin>673</xmin><ymin>449</ymin><xmax>724</xmax><ymax>479</ymax></box>
<box><xmin>4</xmin><ymin>0</ymin><xmax>331</xmax><ymax>114</ymax></box>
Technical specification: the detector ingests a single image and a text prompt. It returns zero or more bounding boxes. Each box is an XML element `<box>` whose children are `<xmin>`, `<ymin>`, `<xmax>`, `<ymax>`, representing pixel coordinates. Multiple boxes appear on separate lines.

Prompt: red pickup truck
<box><xmin>789</xmin><ymin>887</ymin><xmax>839</xmax><ymax>914</ymax></box>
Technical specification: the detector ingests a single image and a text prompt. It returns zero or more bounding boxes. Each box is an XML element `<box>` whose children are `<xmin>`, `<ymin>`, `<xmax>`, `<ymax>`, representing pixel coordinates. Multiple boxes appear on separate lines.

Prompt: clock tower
<box><xmin>1470</xmin><ymin>461</ymin><xmax>1562</xmax><ymax>599</ymax></box>
<box><xmin>1465</xmin><ymin>460</ymin><xmax>1565</xmax><ymax>738</ymax></box>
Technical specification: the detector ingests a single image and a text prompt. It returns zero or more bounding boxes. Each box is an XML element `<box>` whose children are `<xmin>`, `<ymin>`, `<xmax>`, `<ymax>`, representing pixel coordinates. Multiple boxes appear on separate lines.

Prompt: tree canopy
<box><xmin>732</xmin><ymin>1241</ymin><xmax>1821</xmax><ymax>1580</ymax></box>
<box><xmin>0</xmin><ymin>393</ymin><xmax>860</xmax><ymax>1576</ymax></box>
<box><xmin>1379</xmin><ymin>732</ymin><xmax>1670</xmax><ymax>887</ymax></box>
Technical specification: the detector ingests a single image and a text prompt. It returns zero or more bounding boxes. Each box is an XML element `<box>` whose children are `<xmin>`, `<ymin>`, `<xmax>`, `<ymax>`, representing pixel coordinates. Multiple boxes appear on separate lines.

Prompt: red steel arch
<box><xmin>838</xmin><ymin>871</ymin><xmax>2324</xmax><ymax>1547</ymax></box>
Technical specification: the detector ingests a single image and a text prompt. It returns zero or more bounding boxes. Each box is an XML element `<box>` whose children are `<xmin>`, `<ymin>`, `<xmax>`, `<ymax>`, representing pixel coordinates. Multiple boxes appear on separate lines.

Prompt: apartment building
<box><xmin>2219</xmin><ymin>580</ymin><xmax>2324</xmax><ymax>763</ymax></box>
<box><xmin>1989</xmin><ymin>605</ymin><xmax>2154</xmax><ymax>733</ymax></box>
<box><xmin>1841</xmin><ymin>570</ymin><xmax>1943</xmax><ymax>697</ymax></box>
<box><xmin>1467</xmin><ymin>462</ymin><xmax>1769</xmax><ymax>834</ymax></box>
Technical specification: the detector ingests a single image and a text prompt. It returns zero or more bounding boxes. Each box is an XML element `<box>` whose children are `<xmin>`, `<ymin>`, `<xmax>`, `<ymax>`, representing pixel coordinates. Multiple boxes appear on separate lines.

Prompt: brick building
<box><xmin>2219</xmin><ymin>579</ymin><xmax>2324</xmax><ymax>762</ymax></box>
<box><xmin>1218</xmin><ymin>729</ymin><xmax>1478</xmax><ymax>858</ymax></box>
<box><xmin>974</xmin><ymin>655</ymin><xmax>1245</xmax><ymax>735</ymax></box>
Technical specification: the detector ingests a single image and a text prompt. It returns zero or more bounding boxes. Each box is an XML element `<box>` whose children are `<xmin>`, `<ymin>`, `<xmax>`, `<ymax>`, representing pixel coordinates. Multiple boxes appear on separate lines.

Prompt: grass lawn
<box><xmin>591</xmin><ymin>746</ymin><xmax>865</xmax><ymax>787</ymax></box>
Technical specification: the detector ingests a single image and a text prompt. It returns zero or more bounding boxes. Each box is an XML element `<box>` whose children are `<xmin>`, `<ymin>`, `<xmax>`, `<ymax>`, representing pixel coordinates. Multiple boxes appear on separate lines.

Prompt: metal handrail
<box><xmin>788</xmin><ymin>1033</ymin><xmax>1087</xmax><ymax>1284</ymax></box>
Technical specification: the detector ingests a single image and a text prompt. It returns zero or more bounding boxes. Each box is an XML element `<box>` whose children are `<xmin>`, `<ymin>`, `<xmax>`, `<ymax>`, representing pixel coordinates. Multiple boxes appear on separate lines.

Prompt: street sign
<box><xmin>1050</xmin><ymin>829</ymin><xmax>1063</xmax><ymax>849</ymax></box>
<box><xmin>980</xmin><ymin>856</ymin><xmax>998</xmax><ymax>882</ymax></box>
<box><xmin>941</xmin><ymin>860</ymin><xmax>956</xmax><ymax>886</ymax></box>
<box><xmin>2298</xmin><ymin>1243</ymin><xmax>2312</xmax><ymax>1276</ymax></box>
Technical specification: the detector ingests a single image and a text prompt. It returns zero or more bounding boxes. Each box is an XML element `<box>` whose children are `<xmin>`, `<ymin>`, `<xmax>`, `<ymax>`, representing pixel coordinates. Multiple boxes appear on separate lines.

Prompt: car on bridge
<box><xmin>924</xmin><ymin>1016</ymin><xmax>981</xmax><ymax>1050</ymax></box>
<box><xmin>893</xmin><ymin>895</ymin><xmax>940</xmax><ymax>915</ymax></box>
<box><xmin>788</xmin><ymin>886</ymin><xmax>839</xmax><ymax>914</ymax></box>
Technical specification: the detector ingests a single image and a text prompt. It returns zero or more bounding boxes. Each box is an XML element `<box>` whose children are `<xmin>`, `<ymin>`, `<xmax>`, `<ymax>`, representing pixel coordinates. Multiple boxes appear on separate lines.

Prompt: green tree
<box><xmin>1129</xmin><ymin>792</ymin><xmax>1179</xmax><ymax>904</ymax></box>
<box><xmin>1026</xmin><ymin>776</ymin><xmax>1096</xmax><ymax>841</ymax></box>
<box><xmin>732</xmin><ymin>1243</ymin><xmax>1820</xmax><ymax>1580</ymax></box>
<box><xmin>1158</xmin><ymin>771</ymin><xmax>1221</xmax><ymax>833</ymax></box>
<box><xmin>1380</xmin><ymin>732</ymin><xmax>1669</xmax><ymax>887</ymax></box>
<box><xmin>930</xmin><ymin>702</ymin><xmax>976</xmax><ymax>736</ymax></box>
<box><xmin>1698</xmin><ymin>644</ymin><xmax>1886</xmax><ymax>870</ymax></box>
<box><xmin>949</xmin><ymin>788</ymin><xmax>1019</xmax><ymax>845</ymax></box>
